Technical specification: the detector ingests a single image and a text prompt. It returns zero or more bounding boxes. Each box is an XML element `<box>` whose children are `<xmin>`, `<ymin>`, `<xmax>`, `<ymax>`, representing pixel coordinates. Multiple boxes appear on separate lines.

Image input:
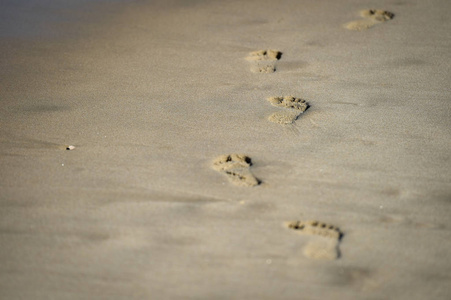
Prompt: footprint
<box><xmin>212</xmin><ymin>154</ymin><xmax>260</xmax><ymax>187</ymax></box>
<box><xmin>246</xmin><ymin>50</ymin><xmax>282</xmax><ymax>73</ymax></box>
<box><xmin>287</xmin><ymin>220</ymin><xmax>343</xmax><ymax>260</ymax></box>
<box><xmin>268</xmin><ymin>96</ymin><xmax>309</xmax><ymax>111</ymax></box>
<box><xmin>267</xmin><ymin>96</ymin><xmax>309</xmax><ymax>125</ymax></box>
<box><xmin>344</xmin><ymin>9</ymin><xmax>395</xmax><ymax>31</ymax></box>
<box><xmin>268</xmin><ymin>111</ymin><xmax>301</xmax><ymax>125</ymax></box>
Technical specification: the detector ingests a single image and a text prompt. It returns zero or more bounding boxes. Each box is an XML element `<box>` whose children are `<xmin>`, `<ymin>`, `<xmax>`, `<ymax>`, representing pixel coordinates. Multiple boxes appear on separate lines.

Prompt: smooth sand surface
<box><xmin>1</xmin><ymin>0</ymin><xmax>451</xmax><ymax>299</ymax></box>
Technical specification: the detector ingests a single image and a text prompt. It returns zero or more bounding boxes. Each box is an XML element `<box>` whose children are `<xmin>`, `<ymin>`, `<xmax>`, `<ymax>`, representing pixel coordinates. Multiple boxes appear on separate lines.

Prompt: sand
<box><xmin>1</xmin><ymin>0</ymin><xmax>451</xmax><ymax>299</ymax></box>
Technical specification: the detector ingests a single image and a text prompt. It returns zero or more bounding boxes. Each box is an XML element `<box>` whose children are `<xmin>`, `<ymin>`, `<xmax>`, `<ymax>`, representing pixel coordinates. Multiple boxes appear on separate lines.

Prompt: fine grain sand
<box><xmin>1</xmin><ymin>0</ymin><xmax>451</xmax><ymax>299</ymax></box>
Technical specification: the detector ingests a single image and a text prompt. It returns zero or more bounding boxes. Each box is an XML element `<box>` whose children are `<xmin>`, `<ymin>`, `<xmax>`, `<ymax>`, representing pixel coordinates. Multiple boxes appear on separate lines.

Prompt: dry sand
<box><xmin>1</xmin><ymin>0</ymin><xmax>451</xmax><ymax>299</ymax></box>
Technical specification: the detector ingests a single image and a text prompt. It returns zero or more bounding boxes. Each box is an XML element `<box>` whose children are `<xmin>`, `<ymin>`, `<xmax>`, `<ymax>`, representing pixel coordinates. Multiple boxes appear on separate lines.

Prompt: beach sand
<box><xmin>1</xmin><ymin>0</ymin><xmax>451</xmax><ymax>299</ymax></box>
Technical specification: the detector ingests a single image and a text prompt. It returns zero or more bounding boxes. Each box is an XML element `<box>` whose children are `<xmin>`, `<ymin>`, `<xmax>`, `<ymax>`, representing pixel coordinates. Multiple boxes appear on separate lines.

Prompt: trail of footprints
<box><xmin>211</xmin><ymin>9</ymin><xmax>394</xmax><ymax>260</ymax></box>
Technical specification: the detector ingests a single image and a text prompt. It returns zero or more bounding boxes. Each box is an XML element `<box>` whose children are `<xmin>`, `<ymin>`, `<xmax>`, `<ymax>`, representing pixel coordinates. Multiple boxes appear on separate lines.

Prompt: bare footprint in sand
<box><xmin>287</xmin><ymin>220</ymin><xmax>343</xmax><ymax>260</ymax></box>
<box><xmin>344</xmin><ymin>9</ymin><xmax>394</xmax><ymax>31</ymax></box>
<box><xmin>268</xmin><ymin>96</ymin><xmax>309</xmax><ymax>111</ymax></box>
<box><xmin>268</xmin><ymin>111</ymin><xmax>302</xmax><ymax>125</ymax></box>
<box><xmin>212</xmin><ymin>154</ymin><xmax>260</xmax><ymax>187</ymax></box>
<box><xmin>246</xmin><ymin>50</ymin><xmax>282</xmax><ymax>73</ymax></box>
<box><xmin>267</xmin><ymin>96</ymin><xmax>309</xmax><ymax>125</ymax></box>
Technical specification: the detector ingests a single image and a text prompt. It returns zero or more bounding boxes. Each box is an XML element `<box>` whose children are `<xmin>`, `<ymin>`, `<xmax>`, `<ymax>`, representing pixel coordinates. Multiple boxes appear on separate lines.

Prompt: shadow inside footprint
<box><xmin>344</xmin><ymin>9</ymin><xmax>395</xmax><ymax>31</ymax></box>
<box><xmin>246</xmin><ymin>50</ymin><xmax>282</xmax><ymax>61</ymax></box>
<box><xmin>268</xmin><ymin>96</ymin><xmax>309</xmax><ymax>111</ymax></box>
<box><xmin>212</xmin><ymin>154</ymin><xmax>261</xmax><ymax>187</ymax></box>
<box><xmin>287</xmin><ymin>220</ymin><xmax>343</xmax><ymax>260</ymax></box>
<box><xmin>361</xmin><ymin>9</ymin><xmax>394</xmax><ymax>22</ymax></box>
<box><xmin>246</xmin><ymin>50</ymin><xmax>282</xmax><ymax>73</ymax></box>
<box><xmin>267</xmin><ymin>96</ymin><xmax>310</xmax><ymax>126</ymax></box>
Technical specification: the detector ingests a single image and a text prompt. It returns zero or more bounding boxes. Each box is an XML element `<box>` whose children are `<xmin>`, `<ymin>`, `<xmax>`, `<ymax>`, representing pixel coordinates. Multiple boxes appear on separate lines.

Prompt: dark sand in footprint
<box><xmin>246</xmin><ymin>50</ymin><xmax>283</xmax><ymax>73</ymax></box>
<box><xmin>345</xmin><ymin>9</ymin><xmax>395</xmax><ymax>31</ymax></box>
<box><xmin>212</xmin><ymin>154</ymin><xmax>260</xmax><ymax>186</ymax></box>
<box><xmin>267</xmin><ymin>96</ymin><xmax>309</xmax><ymax>125</ymax></box>
<box><xmin>287</xmin><ymin>220</ymin><xmax>343</xmax><ymax>260</ymax></box>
